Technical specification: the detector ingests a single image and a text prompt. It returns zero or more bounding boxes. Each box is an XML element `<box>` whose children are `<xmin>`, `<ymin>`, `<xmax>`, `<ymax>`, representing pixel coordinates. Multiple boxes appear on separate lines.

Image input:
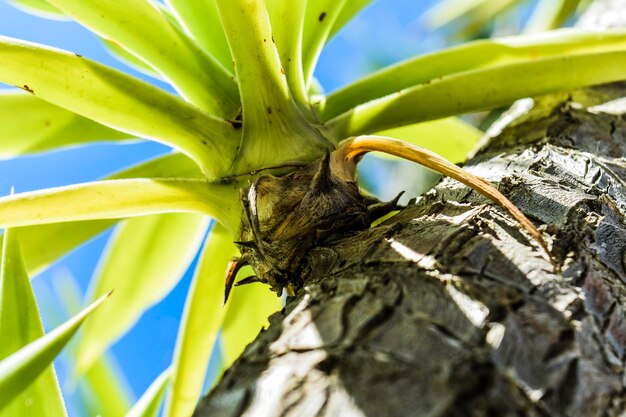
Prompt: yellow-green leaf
<box><xmin>8</xmin><ymin>153</ymin><xmax>205</xmax><ymax>277</ymax></box>
<box><xmin>50</xmin><ymin>273</ymin><xmax>133</xmax><ymax>417</ymax></box>
<box><xmin>329</xmin><ymin>0</ymin><xmax>373</xmax><ymax>38</ymax></box>
<box><xmin>302</xmin><ymin>0</ymin><xmax>348</xmax><ymax>86</ymax></box>
<box><xmin>45</xmin><ymin>0</ymin><xmax>239</xmax><ymax>116</ymax></box>
<box><xmin>322</xmin><ymin>29</ymin><xmax>626</xmax><ymax>122</ymax></box>
<box><xmin>14</xmin><ymin>221</ymin><xmax>116</xmax><ymax>278</ymax></box>
<box><xmin>127</xmin><ymin>368</ymin><xmax>171</xmax><ymax>417</ymax></box>
<box><xmin>266</xmin><ymin>0</ymin><xmax>309</xmax><ymax>108</ymax></box>
<box><xmin>524</xmin><ymin>0</ymin><xmax>581</xmax><ymax>33</ymax></box>
<box><xmin>0</xmin><ymin>90</ymin><xmax>132</xmax><ymax>158</ymax></box>
<box><xmin>165</xmin><ymin>223</ymin><xmax>237</xmax><ymax>417</ymax></box>
<box><xmin>164</xmin><ymin>0</ymin><xmax>233</xmax><ymax>72</ymax></box>
<box><xmin>100</xmin><ymin>38</ymin><xmax>162</xmax><ymax>80</ymax></box>
<box><xmin>0</xmin><ymin>229</ymin><xmax>66</xmax><ymax>416</ymax></box>
<box><xmin>0</xmin><ymin>178</ymin><xmax>240</xmax><ymax>232</ymax></box>
<box><xmin>221</xmin><ymin>277</ymin><xmax>282</xmax><ymax>368</ymax></box>
<box><xmin>6</xmin><ymin>0</ymin><xmax>66</xmax><ymax>19</ymax></box>
<box><xmin>326</xmin><ymin>38</ymin><xmax>626</xmax><ymax>137</ymax></box>
<box><xmin>420</xmin><ymin>0</ymin><xmax>518</xmax><ymax>32</ymax></box>
<box><xmin>74</xmin><ymin>213</ymin><xmax>210</xmax><ymax>375</ymax></box>
<box><xmin>376</xmin><ymin>118</ymin><xmax>483</xmax><ymax>164</ymax></box>
<box><xmin>0</xmin><ymin>291</ymin><xmax>110</xmax><ymax>411</ymax></box>
<box><xmin>108</xmin><ymin>152</ymin><xmax>203</xmax><ymax>180</ymax></box>
<box><xmin>454</xmin><ymin>0</ymin><xmax>519</xmax><ymax>39</ymax></box>
<box><xmin>0</xmin><ymin>36</ymin><xmax>239</xmax><ymax>178</ymax></box>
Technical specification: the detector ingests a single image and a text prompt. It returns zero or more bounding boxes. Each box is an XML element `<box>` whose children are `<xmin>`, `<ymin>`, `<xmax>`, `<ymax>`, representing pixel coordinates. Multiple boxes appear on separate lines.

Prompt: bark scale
<box><xmin>195</xmin><ymin>3</ymin><xmax>626</xmax><ymax>416</ymax></box>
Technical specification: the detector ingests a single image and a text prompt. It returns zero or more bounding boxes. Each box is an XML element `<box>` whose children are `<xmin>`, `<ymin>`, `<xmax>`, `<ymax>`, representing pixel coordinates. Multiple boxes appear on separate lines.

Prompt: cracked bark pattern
<box><xmin>195</xmin><ymin>3</ymin><xmax>626</xmax><ymax>416</ymax></box>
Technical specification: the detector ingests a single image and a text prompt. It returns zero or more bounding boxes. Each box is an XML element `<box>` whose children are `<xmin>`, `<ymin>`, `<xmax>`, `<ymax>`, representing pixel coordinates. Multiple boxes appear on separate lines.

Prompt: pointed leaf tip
<box><xmin>0</xmin><ymin>291</ymin><xmax>110</xmax><ymax>411</ymax></box>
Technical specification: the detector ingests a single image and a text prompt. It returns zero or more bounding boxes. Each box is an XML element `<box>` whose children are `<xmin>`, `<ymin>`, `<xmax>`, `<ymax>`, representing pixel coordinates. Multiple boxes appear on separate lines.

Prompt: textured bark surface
<box><xmin>195</xmin><ymin>5</ymin><xmax>626</xmax><ymax>417</ymax></box>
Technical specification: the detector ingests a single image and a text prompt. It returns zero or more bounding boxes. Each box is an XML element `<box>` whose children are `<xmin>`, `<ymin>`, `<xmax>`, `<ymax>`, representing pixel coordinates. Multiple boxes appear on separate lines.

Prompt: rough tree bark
<box><xmin>195</xmin><ymin>2</ymin><xmax>626</xmax><ymax>416</ymax></box>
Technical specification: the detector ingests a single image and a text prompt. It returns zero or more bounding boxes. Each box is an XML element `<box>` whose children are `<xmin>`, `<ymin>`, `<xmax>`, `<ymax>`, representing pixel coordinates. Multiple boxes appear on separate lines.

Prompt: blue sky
<box><xmin>0</xmin><ymin>0</ymin><xmax>440</xmax><ymax>411</ymax></box>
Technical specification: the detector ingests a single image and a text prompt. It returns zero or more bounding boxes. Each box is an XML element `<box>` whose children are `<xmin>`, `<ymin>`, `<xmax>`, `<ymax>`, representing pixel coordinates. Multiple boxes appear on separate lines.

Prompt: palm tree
<box><xmin>0</xmin><ymin>0</ymin><xmax>625</xmax><ymax>416</ymax></box>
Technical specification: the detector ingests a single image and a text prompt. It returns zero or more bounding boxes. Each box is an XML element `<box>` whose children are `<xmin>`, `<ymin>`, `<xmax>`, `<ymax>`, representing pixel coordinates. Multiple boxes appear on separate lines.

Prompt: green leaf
<box><xmin>13</xmin><ymin>221</ymin><xmax>116</xmax><ymax>278</ymax></box>
<box><xmin>0</xmin><ymin>36</ymin><xmax>239</xmax><ymax>178</ymax></box>
<box><xmin>0</xmin><ymin>290</ymin><xmax>110</xmax><ymax>411</ymax></box>
<box><xmin>266</xmin><ymin>0</ymin><xmax>309</xmax><ymax>109</ymax></box>
<box><xmin>74</xmin><ymin>213</ymin><xmax>210</xmax><ymax>375</ymax></box>
<box><xmin>45</xmin><ymin>0</ymin><xmax>239</xmax><ymax>116</ymax></box>
<box><xmin>329</xmin><ymin>0</ymin><xmax>373</xmax><ymax>38</ymax></box>
<box><xmin>0</xmin><ymin>90</ymin><xmax>132</xmax><ymax>158</ymax></box>
<box><xmin>322</xmin><ymin>29</ymin><xmax>626</xmax><ymax>121</ymax></box>
<box><xmin>6</xmin><ymin>0</ymin><xmax>66</xmax><ymax>19</ymax></box>
<box><xmin>100</xmin><ymin>38</ymin><xmax>162</xmax><ymax>80</ymax></box>
<box><xmin>127</xmin><ymin>368</ymin><xmax>171</xmax><ymax>417</ymax></box>
<box><xmin>216</xmin><ymin>0</ymin><xmax>288</xmax><ymax>111</ymax></box>
<box><xmin>0</xmin><ymin>178</ymin><xmax>240</xmax><ymax>232</ymax></box>
<box><xmin>164</xmin><ymin>0</ymin><xmax>233</xmax><ymax>72</ymax></box>
<box><xmin>420</xmin><ymin>0</ymin><xmax>518</xmax><ymax>32</ymax></box>
<box><xmin>453</xmin><ymin>0</ymin><xmax>519</xmax><ymax>39</ymax></box>
<box><xmin>165</xmin><ymin>223</ymin><xmax>237</xmax><ymax>417</ymax></box>
<box><xmin>302</xmin><ymin>0</ymin><xmax>348</xmax><ymax>87</ymax></box>
<box><xmin>421</xmin><ymin>0</ymin><xmax>488</xmax><ymax>30</ymax></box>
<box><xmin>107</xmin><ymin>152</ymin><xmax>204</xmax><ymax>180</ymax></box>
<box><xmin>216</xmin><ymin>0</ymin><xmax>332</xmax><ymax>175</ymax></box>
<box><xmin>221</xmin><ymin>275</ymin><xmax>282</xmax><ymax>368</ymax></box>
<box><xmin>49</xmin><ymin>273</ymin><xmax>133</xmax><ymax>417</ymax></box>
<box><xmin>77</xmin><ymin>353</ymin><xmax>133</xmax><ymax>417</ymax></box>
<box><xmin>524</xmin><ymin>0</ymin><xmax>581</xmax><ymax>33</ymax></box>
<box><xmin>324</xmin><ymin>31</ymin><xmax>626</xmax><ymax>137</ymax></box>
<box><xmin>0</xmin><ymin>229</ymin><xmax>66</xmax><ymax>416</ymax></box>
<box><xmin>7</xmin><ymin>153</ymin><xmax>205</xmax><ymax>277</ymax></box>
<box><xmin>376</xmin><ymin>118</ymin><xmax>483</xmax><ymax>164</ymax></box>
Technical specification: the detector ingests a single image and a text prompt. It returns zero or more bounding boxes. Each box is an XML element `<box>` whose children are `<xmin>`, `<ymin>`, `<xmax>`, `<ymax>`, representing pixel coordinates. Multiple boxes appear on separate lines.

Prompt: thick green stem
<box><xmin>216</xmin><ymin>0</ymin><xmax>332</xmax><ymax>175</ymax></box>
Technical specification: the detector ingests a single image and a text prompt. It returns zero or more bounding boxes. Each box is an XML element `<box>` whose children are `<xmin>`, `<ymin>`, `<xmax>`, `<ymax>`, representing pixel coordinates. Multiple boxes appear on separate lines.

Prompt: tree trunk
<box><xmin>195</xmin><ymin>3</ymin><xmax>626</xmax><ymax>416</ymax></box>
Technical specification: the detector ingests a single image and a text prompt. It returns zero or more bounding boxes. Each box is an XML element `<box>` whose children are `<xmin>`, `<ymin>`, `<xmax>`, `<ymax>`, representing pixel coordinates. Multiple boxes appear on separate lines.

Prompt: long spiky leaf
<box><xmin>302</xmin><ymin>0</ymin><xmax>348</xmax><ymax>87</ymax></box>
<box><xmin>45</xmin><ymin>0</ymin><xmax>239</xmax><ymax>116</ymax></box>
<box><xmin>322</xmin><ymin>29</ymin><xmax>626</xmax><ymax>121</ymax></box>
<box><xmin>326</xmin><ymin>48</ymin><xmax>626</xmax><ymax>137</ymax></box>
<box><xmin>0</xmin><ymin>36</ymin><xmax>239</xmax><ymax>178</ymax></box>
<box><xmin>266</xmin><ymin>0</ymin><xmax>309</xmax><ymax>110</ymax></box>
<box><xmin>0</xmin><ymin>179</ymin><xmax>240</xmax><ymax>232</ymax></box>
<box><xmin>524</xmin><ymin>0</ymin><xmax>581</xmax><ymax>33</ymax></box>
<box><xmin>0</xmin><ymin>291</ymin><xmax>111</xmax><ymax>411</ymax></box>
<box><xmin>127</xmin><ymin>368</ymin><xmax>171</xmax><ymax>417</ymax></box>
<box><xmin>0</xmin><ymin>90</ymin><xmax>133</xmax><ymax>158</ymax></box>
<box><xmin>75</xmin><ymin>214</ymin><xmax>209</xmax><ymax>376</ymax></box>
<box><xmin>165</xmin><ymin>223</ymin><xmax>238</xmax><ymax>417</ymax></box>
<box><xmin>6</xmin><ymin>0</ymin><xmax>66</xmax><ymax>19</ymax></box>
<box><xmin>329</xmin><ymin>0</ymin><xmax>373</xmax><ymax>38</ymax></box>
<box><xmin>164</xmin><ymin>0</ymin><xmax>233</xmax><ymax>72</ymax></box>
<box><xmin>6</xmin><ymin>152</ymin><xmax>203</xmax><ymax>278</ymax></box>
<box><xmin>0</xmin><ymin>229</ymin><xmax>66</xmax><ymax>416</ymax></box>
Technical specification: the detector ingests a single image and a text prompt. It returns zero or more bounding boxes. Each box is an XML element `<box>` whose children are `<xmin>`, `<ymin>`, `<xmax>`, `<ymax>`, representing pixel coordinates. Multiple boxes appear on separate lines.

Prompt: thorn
<box><xmin>234</xmin><ymin>240</ymin><xmax>256</xmax><ymax>248</ymax></box>
<box><xmin>234</xmin><ymin>276</ymin><xmax>261</xmax><ymax>286</ymax></box>
<box><xmin>368</xmin><ymin>191</ymin><xmax>405</xmax><ymax>220</ymax></box>
<box><xmin>224</xmin><ymin>257</ymin><xmax>247</xmax><ymax>304</ymax></box>
<box><xmin>309</xmin><ymin>152</ymin><xmax>334</xmax><ymax>195</ymax></box>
